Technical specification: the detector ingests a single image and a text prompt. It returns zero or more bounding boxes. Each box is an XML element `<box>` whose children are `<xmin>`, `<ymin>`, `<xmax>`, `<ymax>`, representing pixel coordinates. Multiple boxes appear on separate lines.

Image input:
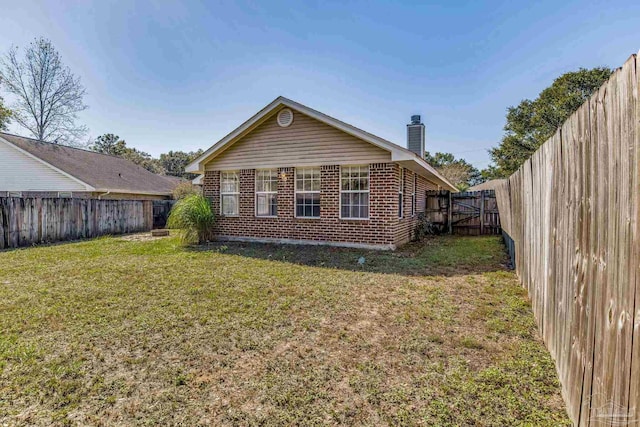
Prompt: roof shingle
<box><xmin>1</xmin><ymin>132</ymin><xmax>177</xmax><ymax>195</ymax></box>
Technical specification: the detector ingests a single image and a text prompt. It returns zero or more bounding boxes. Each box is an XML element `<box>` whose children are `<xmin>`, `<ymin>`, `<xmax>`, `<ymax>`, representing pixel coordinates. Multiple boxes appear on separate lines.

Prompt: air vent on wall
<box><xmin>277</xmin><ymin>108</ymin><xmax>294</xmax><ymax>127</ymax></box>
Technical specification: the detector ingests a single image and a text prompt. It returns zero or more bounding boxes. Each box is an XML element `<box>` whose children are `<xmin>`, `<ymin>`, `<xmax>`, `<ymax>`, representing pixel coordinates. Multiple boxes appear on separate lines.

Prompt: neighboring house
<box><xmin>0</xmin><ymin>132</ymin><xmax>178</xmax><ymax>200</ymax></box>
<box><xmin>187</xmin><ymin>96</ymin><xmax>458</xmax><ymax>250</ymax></box>
<box><xmin>467</xmin><ymin>179</ymin><xmax>506</xmax><ymax>192</ymax></box>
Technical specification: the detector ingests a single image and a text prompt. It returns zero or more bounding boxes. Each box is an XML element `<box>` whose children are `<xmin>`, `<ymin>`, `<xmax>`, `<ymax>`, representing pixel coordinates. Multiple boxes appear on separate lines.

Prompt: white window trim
<box><xmin>411</xmin><ymin>173</ymin><xmax>417</xmax><ymax>217</ymax></box>
<box><xmin>339</xmin><ymin>165</ymin><xmax>370</xmax><ymax>221</ymax></box>
<box><xmin>294</xmin><ymin>167</ymin><xmax>321</xmax><ymax>219</ymax></box>
<box><xmin>58</xmin><ymin>191</ymin><xmax>73</xmax><ymax>198</ymax></box>
<box><xmin>255</xmin><ymin>169</ymin><xmax>278</xmax><ymax>218</ymax></box>
<box><xmin>398</xmin><ymin>167</ymin><xmax>404</xmax><ymax>219</ymax></box>
<box><xmin>220</xmin><ymin>171</ymin><xmax>240</xmax><ymax>216</ymax></box>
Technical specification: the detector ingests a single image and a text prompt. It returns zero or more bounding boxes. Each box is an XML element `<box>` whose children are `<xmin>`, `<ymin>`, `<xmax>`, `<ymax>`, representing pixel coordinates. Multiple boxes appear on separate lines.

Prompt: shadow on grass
<box><xmin>188</xmin><ymin>235</ymin><xmax>510</xmax><ymax>277</ymax></box>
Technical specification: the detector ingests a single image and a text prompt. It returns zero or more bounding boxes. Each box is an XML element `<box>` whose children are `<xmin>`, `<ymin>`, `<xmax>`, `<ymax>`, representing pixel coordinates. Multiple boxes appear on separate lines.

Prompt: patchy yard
<box><xmin>0</xmin><ymin>235</ymin><xmax>569</xmax><ymax>426</ymax></box>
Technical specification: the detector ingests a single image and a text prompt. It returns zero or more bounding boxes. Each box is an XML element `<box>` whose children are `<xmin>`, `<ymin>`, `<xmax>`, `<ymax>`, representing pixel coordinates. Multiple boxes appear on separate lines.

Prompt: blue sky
<box><xmin>0</xmin><ymin>0</ymin><xmax>638</xmax><ymax>169</ymax></box>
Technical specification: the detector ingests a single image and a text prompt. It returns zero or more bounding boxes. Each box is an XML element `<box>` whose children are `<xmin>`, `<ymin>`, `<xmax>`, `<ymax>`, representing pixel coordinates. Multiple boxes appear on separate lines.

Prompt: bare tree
<box><xmin>0</xmin><ymin>38</ymin><xmax>87</xmax><ymax>144</ymax></box>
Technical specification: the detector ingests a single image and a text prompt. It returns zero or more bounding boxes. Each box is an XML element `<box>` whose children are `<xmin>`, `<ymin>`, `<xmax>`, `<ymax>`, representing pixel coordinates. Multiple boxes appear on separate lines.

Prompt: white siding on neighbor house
<box><xmin>205</xmin><ymin>108</ymin><xmax>391</xmax><ymax>170</ymax></box>
<box><xmin>0</xmin><ymin>139</ymin><xmax>87</xmax><ymax>191</ymax></box>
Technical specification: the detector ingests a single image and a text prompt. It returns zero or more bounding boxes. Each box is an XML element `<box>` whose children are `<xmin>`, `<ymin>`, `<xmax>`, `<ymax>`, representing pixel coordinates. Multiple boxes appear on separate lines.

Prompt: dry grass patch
<box><xmin>0</xmin><ymin>236</ymin><xmax>569</xmax><ymax>426</ymax></box>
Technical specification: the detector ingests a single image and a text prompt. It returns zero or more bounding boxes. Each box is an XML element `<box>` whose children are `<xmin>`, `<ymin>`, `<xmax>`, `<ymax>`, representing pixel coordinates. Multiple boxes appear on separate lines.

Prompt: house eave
<box><xmin>186</xmin><ymin>96</ymin><xmax>459</xmax><ymax>192</ymax></box>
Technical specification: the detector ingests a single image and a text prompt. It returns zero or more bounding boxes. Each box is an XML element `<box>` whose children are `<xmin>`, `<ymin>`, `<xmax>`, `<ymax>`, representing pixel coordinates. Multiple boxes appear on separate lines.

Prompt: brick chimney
<box><xmin>407</xmin><ymin>115</ymin><xmax>425</xmax><ymax>158</ymax></box>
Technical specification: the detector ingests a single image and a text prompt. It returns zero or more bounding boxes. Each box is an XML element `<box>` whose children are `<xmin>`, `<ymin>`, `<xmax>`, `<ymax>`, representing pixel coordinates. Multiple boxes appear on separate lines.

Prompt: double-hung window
<box><xmin>340</xmin><ymin>165</ymin><xmax>369</xmax><ymax>219</ymax></box>
<box><xmin>255</xmin><ymin>169</ymin><xmax>278</xmax><ymax>216</ymax></box>
<box><xmin>411</xmin><ymin>173</ymin><xmax>417</xmax><ymax>217</ymax></box>
<box><xmin>398</xmin><ymin>167</ymin><xmax>404</xmax><ymax>218</ymax></box>
<box><xmin>220</xmin><ymin>171</ymin><xmax>239</xmax><ymax>216</ymax></box>
<box><xmin>295</xmin><ymin>167</ymin><xmax>320</xmax><ymax>218</ymax></box>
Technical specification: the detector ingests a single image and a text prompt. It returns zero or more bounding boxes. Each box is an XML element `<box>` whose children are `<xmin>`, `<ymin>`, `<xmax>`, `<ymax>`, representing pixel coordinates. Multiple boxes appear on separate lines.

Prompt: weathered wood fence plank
<box><xmin>485</xmin><ymin>52</ymin><xmax>640</xmax><ymax>426</ymax></box>
<box><xmin>425</xmin><ymin>190</ymin><xmax>501</xmax><ymax>235</ymax></box>
<box><xmin>0</xmin><ymin>197</ymin><xmax>153</xmax><ymax>250</ymax></box>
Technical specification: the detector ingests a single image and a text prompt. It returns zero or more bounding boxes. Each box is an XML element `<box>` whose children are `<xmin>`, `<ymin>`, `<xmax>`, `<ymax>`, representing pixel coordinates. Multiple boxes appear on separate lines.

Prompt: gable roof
<box><xmin>186</xmin><ymin>96</ymin><xmax>458</xmax><ymax>191</ymax></box>
<box><xmin>0</xmin><ymin>132</ymin><xmax>178</xmax><ymax>196</ymax></box>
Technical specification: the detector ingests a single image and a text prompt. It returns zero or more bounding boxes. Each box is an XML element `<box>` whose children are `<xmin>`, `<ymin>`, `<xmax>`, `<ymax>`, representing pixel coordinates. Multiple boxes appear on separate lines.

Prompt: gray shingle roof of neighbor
<box><xmin>0</xmin><ymin>132</ymin><xmax>179</xmax><ymax>195</ymax></box>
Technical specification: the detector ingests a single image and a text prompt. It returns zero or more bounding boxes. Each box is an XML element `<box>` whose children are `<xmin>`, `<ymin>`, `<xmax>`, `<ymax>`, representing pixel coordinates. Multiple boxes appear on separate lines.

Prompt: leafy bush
<box><xmin>167</xmin><ymin>194</ymin><xmax>215</xmax><ymax>244</ymax></box>
<box><xmin>413</xmin><ymin>212</ymin><xmax>441</xmax><ymax>241</ymax></box>
<box><xmin>172</xmin><ymin>182</ymin><xmax>201</xmax><ymax>200</ymax></box>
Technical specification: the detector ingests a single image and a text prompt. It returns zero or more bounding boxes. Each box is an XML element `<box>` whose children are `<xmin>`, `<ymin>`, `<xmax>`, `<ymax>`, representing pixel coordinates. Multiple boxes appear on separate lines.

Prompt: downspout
<box><xmin>97</xmin><ymin>191</ymin><xmax>111</xmax><ymax>200</ymax></box>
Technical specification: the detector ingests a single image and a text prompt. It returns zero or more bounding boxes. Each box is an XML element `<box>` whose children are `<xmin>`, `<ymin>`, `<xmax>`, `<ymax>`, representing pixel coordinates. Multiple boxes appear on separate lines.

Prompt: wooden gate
<box><xmin>425</xmin><ymin>190</ymin><xmax>501</xmax><ymax>235</ymax></box>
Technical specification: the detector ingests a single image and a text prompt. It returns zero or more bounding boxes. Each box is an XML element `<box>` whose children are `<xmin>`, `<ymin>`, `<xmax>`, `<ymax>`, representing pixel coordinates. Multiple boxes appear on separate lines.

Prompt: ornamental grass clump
<box><xmin>167</xmin><ymin>194</ymin><xmax>215</xmax><ymax>244</ymax></box>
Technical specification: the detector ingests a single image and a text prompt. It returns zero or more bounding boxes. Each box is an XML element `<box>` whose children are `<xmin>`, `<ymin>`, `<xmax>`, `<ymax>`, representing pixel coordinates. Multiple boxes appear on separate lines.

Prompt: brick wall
<box><xmin>203</xmin><ymin>162</ymin><xmax>437</xmax><ymax>249</ymax></box>
<box><xmin>393</xmin><ymin>169</ymin><xmax>438</xmax><ymax>246</ymax></box>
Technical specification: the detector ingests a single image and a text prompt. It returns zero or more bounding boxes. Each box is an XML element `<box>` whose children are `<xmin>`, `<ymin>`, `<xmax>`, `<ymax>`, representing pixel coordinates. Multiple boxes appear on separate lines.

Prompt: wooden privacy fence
<box><xmin>0</xmin><ymin>197</ymin><xmax>153</xmax><ymax>249</ymax></box>
<box><xmin>487</xmin><ymin>53</ymin><xmax>640</xmax><ymax>425</ymax></box>
<box><xmin>425</xmin><ymin>190</ymin><xmax>501</xmax><ymax>235</ymax></box>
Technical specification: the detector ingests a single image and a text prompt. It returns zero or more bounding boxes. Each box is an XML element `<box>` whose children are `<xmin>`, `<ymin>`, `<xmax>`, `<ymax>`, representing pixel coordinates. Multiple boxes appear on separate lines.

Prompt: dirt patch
<box><xmin>119</xmin><ymin>232</ymin><xmax>171</xmax><ymax>242</ymax></box>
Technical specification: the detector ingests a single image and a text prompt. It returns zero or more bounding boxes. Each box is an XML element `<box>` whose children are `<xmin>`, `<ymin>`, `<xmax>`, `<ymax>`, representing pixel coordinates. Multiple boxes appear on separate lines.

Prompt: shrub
<box><xmin>167</xmin><ymin>194</ymin><xmax>215</xmax><ymax>244</ymax></box>
<box><xmin>172</xmin><ymin>182</ymin><xmax>201</xmax><ymax>200</ymax></box>
<box><xmin>413</xmin><ymin>212</ymin><xmax>441</xmax><ymax>241</ymax></box>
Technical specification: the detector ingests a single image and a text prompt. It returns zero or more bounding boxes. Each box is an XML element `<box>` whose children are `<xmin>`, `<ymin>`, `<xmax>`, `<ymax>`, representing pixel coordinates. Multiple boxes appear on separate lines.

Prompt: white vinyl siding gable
<box><xmin>0</xmin><ymin>139</ymin><xmax>87</xmax><ymax>192</ymax></box>
<box><xmin>205</xmin><ymin>109</ymin><xmax>391</xmax><ymax>171</ymax></box>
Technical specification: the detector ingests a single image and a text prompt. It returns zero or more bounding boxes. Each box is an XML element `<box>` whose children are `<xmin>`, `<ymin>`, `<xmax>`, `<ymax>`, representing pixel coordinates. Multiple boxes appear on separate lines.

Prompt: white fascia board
<box><xmin>0</xmin><ymin>136</ymin><xmax>95</xmax><ymax>191</ymax></box>
<box><xmin>92</xmin><ymin>188</ymin><xmax>172</xmax><ymax>196</ymax></box>
<box><xmin>395</xmin><ymin>155</ymin><xmax>458</xmax><ymax>192</ymax></box>
<box><xmin>186</xmin><ymin>97</ymin><xmax>286</xmax><ymax>173</ymax></box>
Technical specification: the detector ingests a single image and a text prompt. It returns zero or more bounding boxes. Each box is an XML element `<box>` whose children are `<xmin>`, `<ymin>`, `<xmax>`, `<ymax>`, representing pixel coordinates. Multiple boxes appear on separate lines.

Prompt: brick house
<box><xmin>186</xmin><ymin>97</ymin><xmax>457</xmax><ymax>250</ymax></box>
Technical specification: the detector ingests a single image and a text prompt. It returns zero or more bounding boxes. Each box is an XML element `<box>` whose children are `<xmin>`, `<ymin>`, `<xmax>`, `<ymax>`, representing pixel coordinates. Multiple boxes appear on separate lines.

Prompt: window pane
<box><xmin>359</xmin><ymin>178</ymin><xmax>369</xmax><ymax>191</ymax></box>
<box><xmin>269</xmin><ymin>193</ymin><xmax>277</xmax><ymax>216</ymax></box>
<box><xmin>221</xmin><ymin>172</ymin><xmax>239</xmax><ymax>193</ymax></box>
<box><xmin>341</xmin><ymin>177</ymin><xmax>350</xmax><ymax>191</ymax></box>
<box><xmin>255</xmin><ymin>172</ymin><xmax>264</xmax><ymax>192</ymax></box>
<box><xmin>256</xmin><ymin>170</ymin><xmax>278</xmax><ymax>192</ymax></box>
<box><xmin>341</xmin><ymin>191</ymin><xmax>369</xmax><ymax>219</ymax></box>
<box><xmin>222</xmin><ymin>194</ymin><xmax>238</xmax><ymax>215</ymax></box>
<box><xmin>311</xmin><ymin>175</ymin><xmax>320</xmax><ymax>191</ymax></box>
<box><xmin>296</xmin><ymin>168</ymin><xmax>320</xmax><ymax>192</ymax></box>
<box><xmin>256</xmin><ymin>193</ymin><xmax>266</xmax><ymax>215</ymax></box>
<box><xmin>341</xmin><ymin>192</ymin><xmax>350</xmax><ymax>207</ymax></box>
<box><xmin>296</xmin><ymin>192</ymin><xmax>320</xmax><ymax>217</ymax></box>
<box><xmin>256</xmin><ymin>193</ymin><xmax>277</xmax><ymax>216</ymax></box>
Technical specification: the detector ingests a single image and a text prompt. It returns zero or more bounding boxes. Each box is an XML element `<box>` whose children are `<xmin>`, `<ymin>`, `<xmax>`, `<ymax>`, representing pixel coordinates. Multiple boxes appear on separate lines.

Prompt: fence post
<box><xmin>448</xmin><ymin>191</ymin><xmax>452</xmax><ymax>234</ymax></box>
<box><xmin>480</xmin><ymin>190</ymin><xmax>485</xmax><ymax>235</ymax></box>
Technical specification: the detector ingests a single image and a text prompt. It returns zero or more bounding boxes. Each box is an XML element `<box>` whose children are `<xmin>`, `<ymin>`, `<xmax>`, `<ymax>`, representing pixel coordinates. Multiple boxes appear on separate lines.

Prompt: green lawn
<box><xmin>0</xmin><ymin>235</ymin><xmax>569</xmax><ymax>426</ymax></box>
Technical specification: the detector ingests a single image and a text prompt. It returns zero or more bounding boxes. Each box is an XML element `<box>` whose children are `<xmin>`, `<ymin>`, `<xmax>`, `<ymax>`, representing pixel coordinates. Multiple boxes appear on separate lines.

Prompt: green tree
<box><xmin>121</xmin><ymin>147</ymin><xmax>164</xmax><ymax>174</ymax></box>
<box><xmin>91</xmin><ymin>134</ymin><xmax>127</xmax><ymax>156</ymax></box>
<box><xmin>424</xmin><ymin>151</ymin><xmax>482</xmax><ymax>191</ymax></box>
<box><xmin>0</xmin><ymin>95</ymin><xmax>11</xmax><ymax>130</ymax></box>
<box><xmin>159</xmin><ymin>149</ymin><xmax>203</xmax><ymax>179</ymax></box>
<box><xmin>486</xmin><ymin>67</ymin><xmax>612</xmax><ymax>178</ymax></box>
<box><xmin>90</xmin><ymin>133</ymin><xmax>164</xmax><ymax>174</ymax></box>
